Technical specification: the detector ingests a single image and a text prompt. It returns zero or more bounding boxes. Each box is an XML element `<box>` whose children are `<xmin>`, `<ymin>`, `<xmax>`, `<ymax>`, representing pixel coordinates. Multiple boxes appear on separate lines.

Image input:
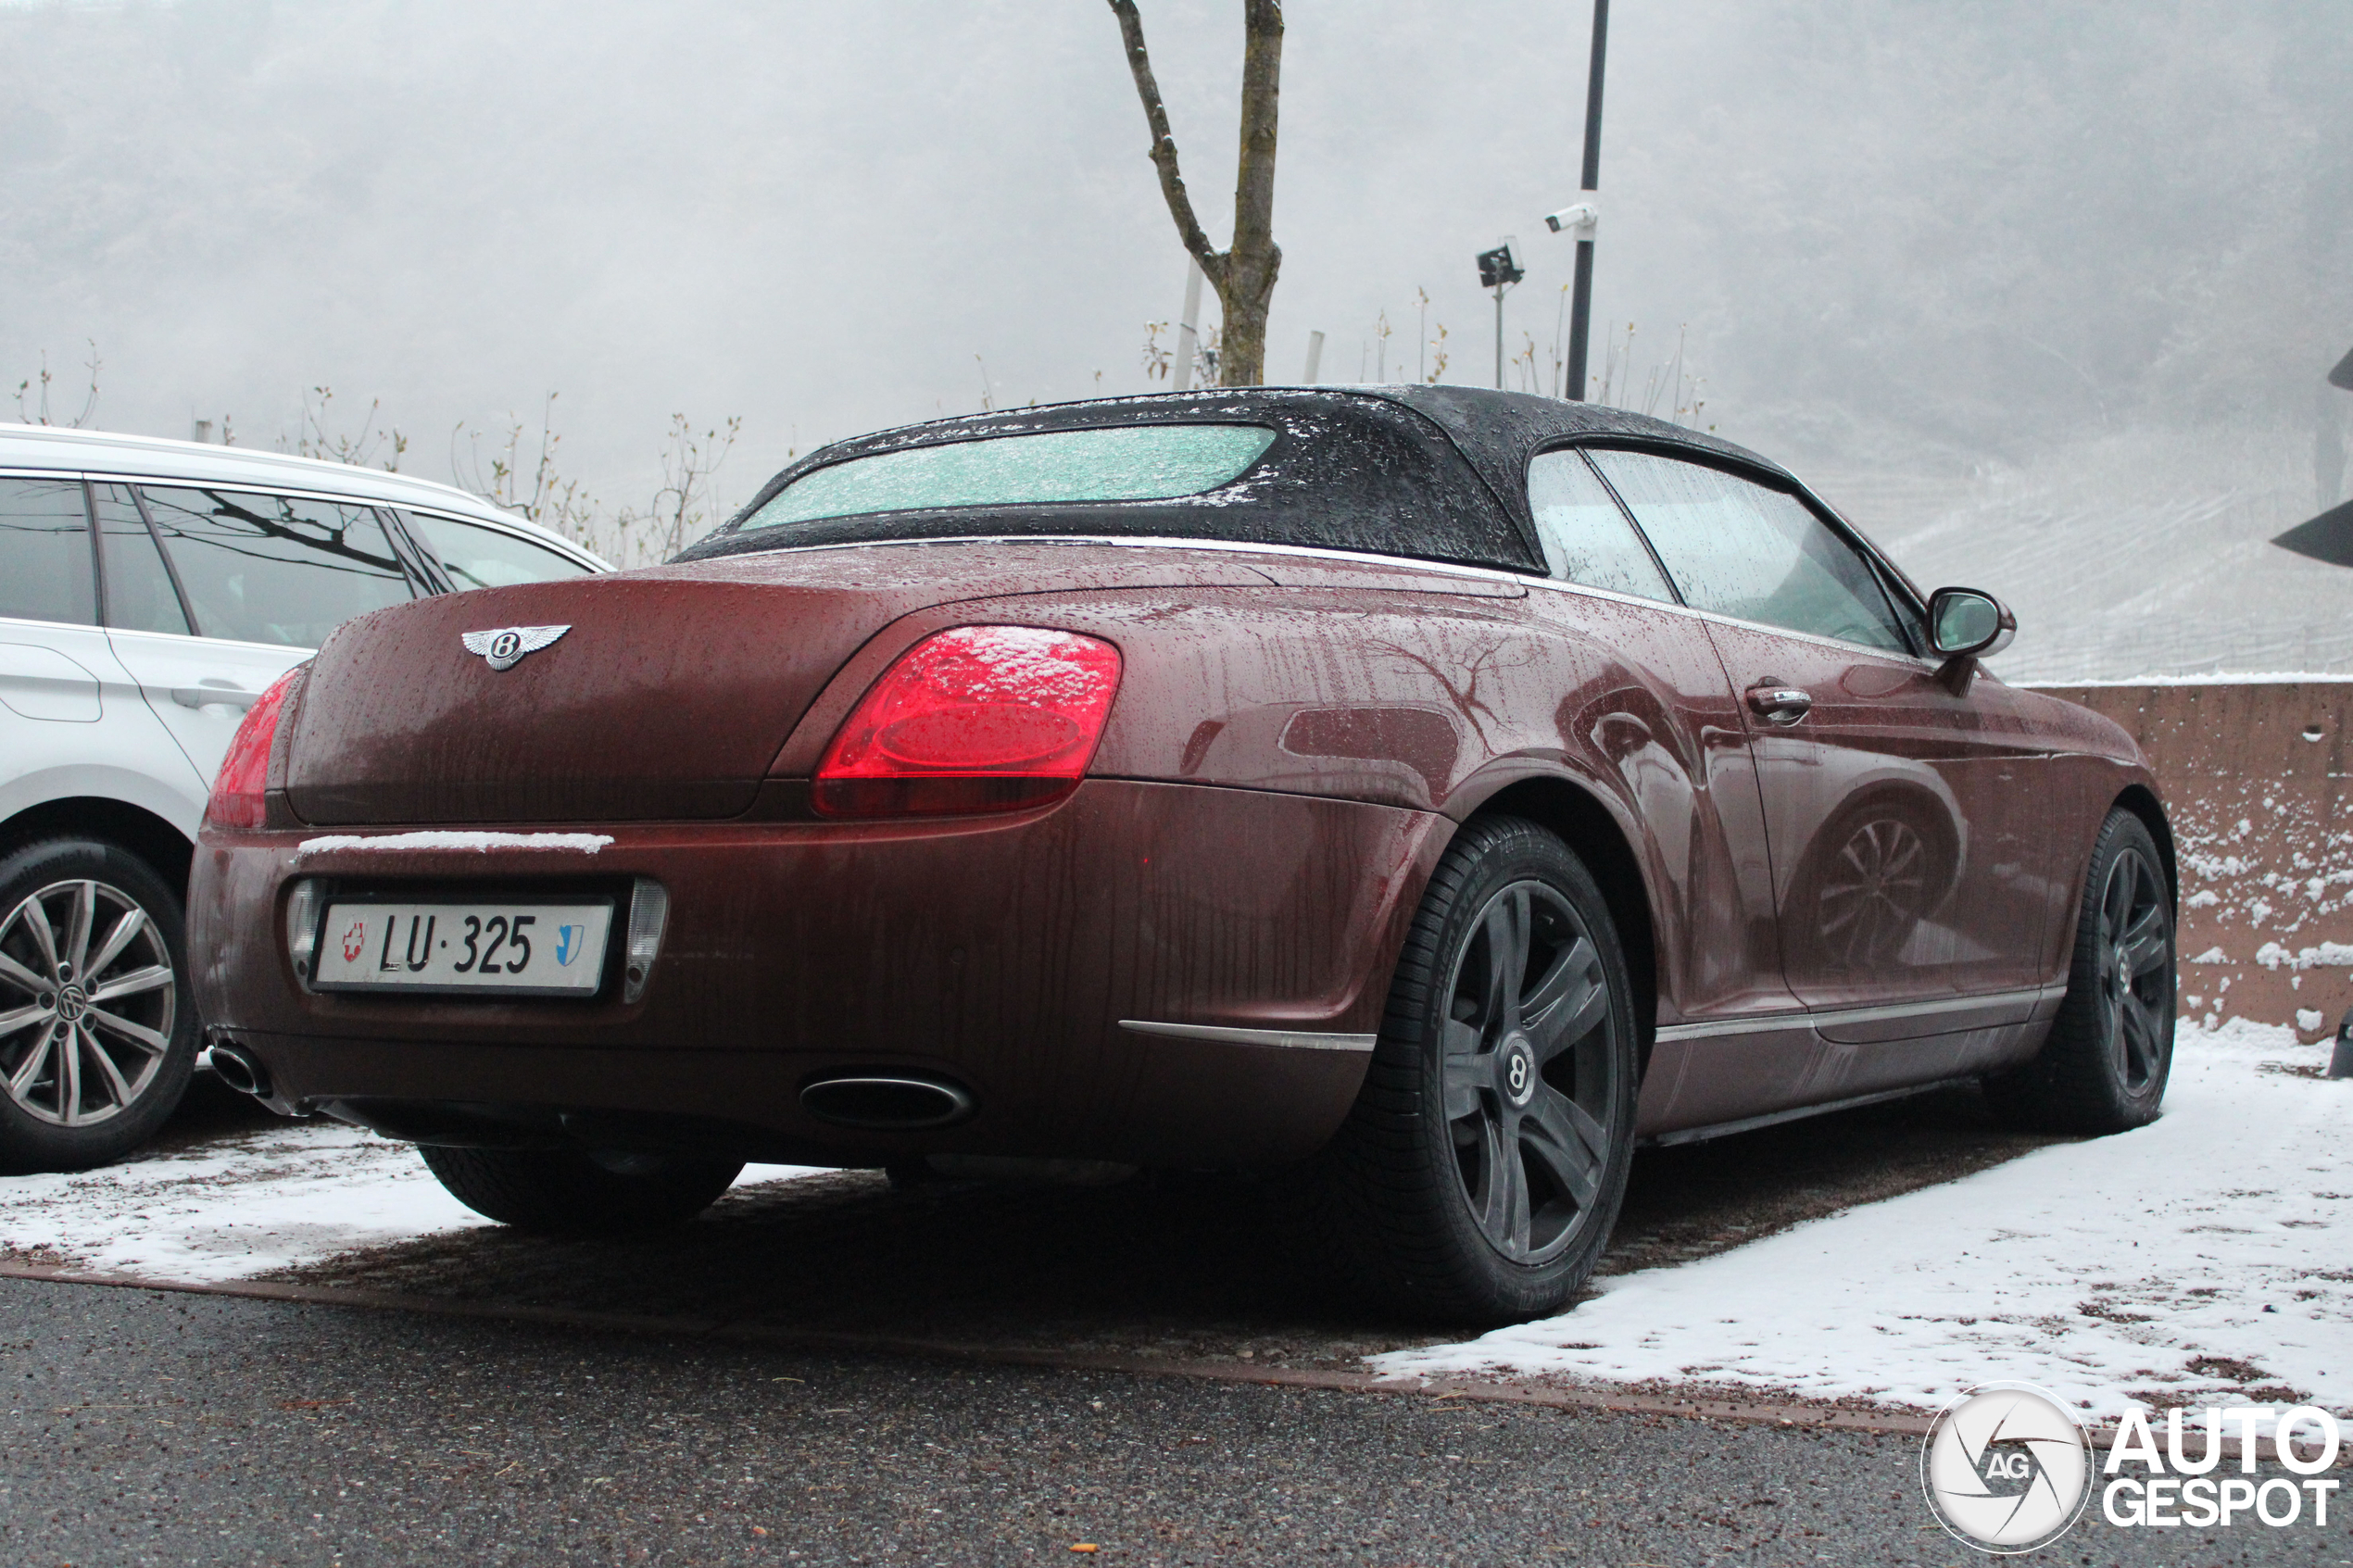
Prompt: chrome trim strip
<box><xmin>711</xmin><ymin>532</ymin><xmax>1943</xmax><ymax>665</ymax></box>
<box><xmin>1803</xmin><ymin>986</ymin><xmax>2049</xmax><ymax>1029</ymax></box>
<box><xmin>5</xmin><ymin>464</ymin><xmax>502</xmax><ymax>514</ymax></box>
<box><xmin>1645</xmin><ymin>1077</ymin><xmax>1976</xmax><ymax>1148</ymax></box>
<box><xmin>724</xmin><ymin>530</ymin><xmax>1542</xmax><ymax>585</ymax></box>
<box><xmin>1118</xmin><ymin>1020</ymin><xmax>1378</xmax><ymax>1052</ymax></box>
<box><xmin>1653</xmin><ymin>985</ymin><xmax>2053</xmax><ymax>1044</ymax></box>
<box><xmin>1667</xmin><ymin>601</ymin><xmax>1943</xmax><ymax>669</ymax></box>
<box><xmin>1652</xmin><ymin>1013</ymin><xmax>1810</xmax><ymax>1043</ymax></box>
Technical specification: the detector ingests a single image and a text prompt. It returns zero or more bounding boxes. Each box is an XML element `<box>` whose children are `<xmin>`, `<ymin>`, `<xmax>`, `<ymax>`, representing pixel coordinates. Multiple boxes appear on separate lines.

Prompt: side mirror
<box><xmin>1926</xmin><ymin>587</ymin><xmax>2016</xmax><ymax>661</ymax></box>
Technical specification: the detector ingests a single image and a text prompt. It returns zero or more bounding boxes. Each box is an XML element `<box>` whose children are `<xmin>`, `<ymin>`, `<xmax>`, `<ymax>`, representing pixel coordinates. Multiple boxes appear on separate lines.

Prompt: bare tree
<box><xmin>13</xmin><ymin>342</ymin><xmax>101</xmax><ymax>428</ymax></box>
<box><xmin>292</xmin><ymin>386</ymin><xmax>407</xmax><ymax>471</ymax></box>
<box><xmin>618</xmin><ymin>413</ymin><xmax>743</xmax><ymax>562</ymax></box>
<box><xmin>1107</xmin><ymin>0</ymin><xmax>1283</xmax><ymax>387</ymax></box>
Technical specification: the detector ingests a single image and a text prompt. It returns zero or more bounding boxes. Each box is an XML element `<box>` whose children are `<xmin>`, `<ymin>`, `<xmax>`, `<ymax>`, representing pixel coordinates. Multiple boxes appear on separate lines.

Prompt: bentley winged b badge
<box><xmin>461</xmin><ymin>624</ymin><xmax>571</xmax><ymax>671</ymax></box>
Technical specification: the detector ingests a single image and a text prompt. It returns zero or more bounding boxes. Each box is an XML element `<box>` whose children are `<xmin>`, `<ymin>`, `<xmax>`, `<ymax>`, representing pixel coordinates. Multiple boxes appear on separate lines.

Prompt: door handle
<box><xmin>1745</xmin><ymin>684</ymin><xmax>1813</xmax><ymax>725</ymax></box>
<box><xmin>171</xmin><ymin>684</ymin><xmax>258</xmax><ymax>711</ymax></box>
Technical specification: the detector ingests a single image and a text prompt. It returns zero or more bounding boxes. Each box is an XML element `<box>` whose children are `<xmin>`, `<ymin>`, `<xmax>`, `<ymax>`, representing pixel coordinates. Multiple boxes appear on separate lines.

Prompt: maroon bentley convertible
<box><xmin>189</xmin><ymin>387</ymin><xmax>2176</xmax><ymax>1322</ymax></box>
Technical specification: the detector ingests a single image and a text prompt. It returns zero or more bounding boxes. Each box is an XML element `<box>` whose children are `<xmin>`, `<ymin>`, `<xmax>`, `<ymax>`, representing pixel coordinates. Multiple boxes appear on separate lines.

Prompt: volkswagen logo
<box><xmin>1921</xmin><ymin>1383</ymin><xmax>2093</xmax><ymax>1552</ymax></box>
<box><xmin>55</xmin><ymin>984</ymin><xmax>87</xmax><ymax>1024</ymax></box>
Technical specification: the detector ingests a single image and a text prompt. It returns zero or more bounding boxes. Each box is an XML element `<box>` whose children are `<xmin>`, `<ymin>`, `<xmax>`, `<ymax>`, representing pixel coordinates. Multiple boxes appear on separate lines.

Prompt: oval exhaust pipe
<box><xmin>209</xmin><ymin>1042</ymin><xmax>273</xmax><ymax>1101</ymax></box>
<box><xmin>799</xmin><ymin>1074</ymin><xmax>975</xmax><ymax>1131</ymax></box>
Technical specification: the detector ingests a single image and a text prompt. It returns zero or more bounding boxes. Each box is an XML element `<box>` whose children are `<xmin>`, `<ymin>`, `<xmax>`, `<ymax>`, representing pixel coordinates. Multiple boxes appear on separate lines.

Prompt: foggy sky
<box><xmin>2</xmin><ymin>0</ymin><xmax>2346</xmax><ymax>517</ymax></box>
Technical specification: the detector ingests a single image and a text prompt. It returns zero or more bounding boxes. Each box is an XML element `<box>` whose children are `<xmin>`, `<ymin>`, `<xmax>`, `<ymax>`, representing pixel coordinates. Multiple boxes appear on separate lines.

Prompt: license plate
<box><xmin>312</xmin><ymin>901</ymin><xmax>614</xmax><ymax>997</ymax></box>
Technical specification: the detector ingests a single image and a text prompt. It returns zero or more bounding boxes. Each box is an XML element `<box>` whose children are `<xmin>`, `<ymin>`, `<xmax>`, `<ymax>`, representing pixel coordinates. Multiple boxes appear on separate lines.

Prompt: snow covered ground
<box><xmin>0</xmin><ymin>1123</ymin><xmax>819</xmax><ymax>1284</ymax></box>
<box><xmin>2</xmin><ymin>1020</ymin><xmax>2343</xmax><ymax>1427</ymax></box>
<box><xmin>1373</xmin><ymin>1020</ymin><xmax>2352</xmax><ymax>1421</ymax></box>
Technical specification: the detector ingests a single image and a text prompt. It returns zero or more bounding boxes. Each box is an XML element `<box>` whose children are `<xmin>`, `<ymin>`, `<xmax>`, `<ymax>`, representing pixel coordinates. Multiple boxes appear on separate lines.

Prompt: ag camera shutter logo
<box><xmin>1920</xmin><ymin>1383</ymin><xmax>2093</xmax><ymax>1552</ymax></box>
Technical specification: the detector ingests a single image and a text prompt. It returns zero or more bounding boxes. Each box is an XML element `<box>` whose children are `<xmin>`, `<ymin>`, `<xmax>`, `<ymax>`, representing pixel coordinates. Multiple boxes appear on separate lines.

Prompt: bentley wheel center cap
<box><xmin>1501</xmin><ymin>1037</ymin><xmax>1537</xmax><ymax>1106</ymax></box>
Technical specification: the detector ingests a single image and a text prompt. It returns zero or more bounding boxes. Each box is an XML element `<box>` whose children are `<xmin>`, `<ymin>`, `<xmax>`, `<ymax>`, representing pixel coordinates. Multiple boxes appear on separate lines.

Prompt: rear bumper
<box><xmin>190</xmin><ymin>779</ymin><xmax>1447</xmax><ymax>1167</ymax></box>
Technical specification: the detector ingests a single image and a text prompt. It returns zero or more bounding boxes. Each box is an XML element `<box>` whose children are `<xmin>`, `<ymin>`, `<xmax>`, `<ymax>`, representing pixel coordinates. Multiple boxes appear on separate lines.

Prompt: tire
<box><xmin>0</xmin><ymin>837</ymin><xmax>198</xmax><ymax>1173</ymax></box>
<box><xmin>1316</xmin><ymin>815</ymin><xmax>1640</xmax><ymax>1325</ymax></box>
<box><xmin>1985</xmin><ymin>809</ymin><xmax>2175</xmax><ymax>1134</ymax></box>
<box><xmin>419</xmin><ymin>1145</ymin><xmax>745</xmax><ymax>1235</ymax></box>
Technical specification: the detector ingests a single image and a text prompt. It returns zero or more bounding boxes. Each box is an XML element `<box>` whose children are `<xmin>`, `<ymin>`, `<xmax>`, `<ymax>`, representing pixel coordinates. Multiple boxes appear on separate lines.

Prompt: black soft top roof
<box><xmin>677</xmin><ymin>385</ymin><xmax>1784</xmax><ymax>574</ymax></box>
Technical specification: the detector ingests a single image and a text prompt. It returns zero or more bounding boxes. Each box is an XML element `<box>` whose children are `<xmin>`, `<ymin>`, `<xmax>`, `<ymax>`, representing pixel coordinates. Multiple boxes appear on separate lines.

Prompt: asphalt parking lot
<box><xmin>6</xmin><ymin>1076</ymin><xmax>2346</xmax><ymax>1565</ymax></box>
<box><xmin>6</xmin><ymin>1276</ymin><xmax>2343</xmax><ymax>1568</ymax></box>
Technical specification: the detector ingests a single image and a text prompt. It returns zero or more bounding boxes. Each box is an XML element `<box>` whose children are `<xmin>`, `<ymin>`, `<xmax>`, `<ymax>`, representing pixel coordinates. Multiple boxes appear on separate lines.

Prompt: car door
<box><xmin>101</xmin><ymin>483</ymin><xmax>422</xmax><ymax>790</ymax></box>
<box><xmin>1585</xmin><ymin>449</ymin><xmax>2057</xmax><ymax>1047</ymax></box>
<box><xmin>0</xmin><ymin>475</ymin><xmax>203</xmax><ymax>821</ymax></box>
<box><xmin>1517</xmin><ymin>451</ymin><xmax>1806</xmax><ymax>1135</ymax></box>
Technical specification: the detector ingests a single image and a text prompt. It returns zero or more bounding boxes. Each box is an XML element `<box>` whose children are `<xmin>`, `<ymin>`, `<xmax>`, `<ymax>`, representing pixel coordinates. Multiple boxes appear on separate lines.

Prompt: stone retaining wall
<box><xmin>2033</xmin><ymin>679</ymin><xmax>2353</xmax><ymax>1040</ymax></box>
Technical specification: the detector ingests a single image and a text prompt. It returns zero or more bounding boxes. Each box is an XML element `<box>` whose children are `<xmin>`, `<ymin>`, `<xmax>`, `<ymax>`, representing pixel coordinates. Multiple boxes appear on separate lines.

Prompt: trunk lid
<box><xmin>285</xmin><ymin>541</ymin><xmax>1275</xmax><ymax>824</ymax></box>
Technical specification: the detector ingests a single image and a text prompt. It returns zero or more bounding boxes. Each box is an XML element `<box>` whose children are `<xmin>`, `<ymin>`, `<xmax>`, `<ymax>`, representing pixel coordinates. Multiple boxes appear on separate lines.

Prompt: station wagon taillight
<box><xmin>813</xmin><ymin>625</ymin><xmax>1123</xmax><ymax>817</ymax></box>
<box><xmin>202</xmin><ymin>669</ymin><xmax>304</xmax><ymax>832</ymax></box>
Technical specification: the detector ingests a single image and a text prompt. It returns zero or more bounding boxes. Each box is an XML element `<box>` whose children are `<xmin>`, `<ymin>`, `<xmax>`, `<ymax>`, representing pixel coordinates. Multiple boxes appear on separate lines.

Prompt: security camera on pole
<box><xmin>1545</xmin><ymin>0</ymin><xmax>1609</xmax><ymax>401</ymax></box>
<box><xmin>1477</xmin><ymin>241</ymin><xmax>1525</xmax><ymax>390</ymax></box>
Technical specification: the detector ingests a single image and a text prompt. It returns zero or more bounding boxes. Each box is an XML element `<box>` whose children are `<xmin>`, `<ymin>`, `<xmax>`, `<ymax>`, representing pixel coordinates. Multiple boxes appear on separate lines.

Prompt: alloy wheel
<box><xmin>0</xmin><ymin>879</ymin><xmax>177</xmax><ymax>1127</ymax></box>
<box><xmin>2095</xmin><ymin>847</ymin><xmax>2171</xmax><ymax>1094</ymax></box>
<box><xmin>1439</xmin><ymin>880</ymin><xmax>1621</xmax><ymax>1264</ymax></box>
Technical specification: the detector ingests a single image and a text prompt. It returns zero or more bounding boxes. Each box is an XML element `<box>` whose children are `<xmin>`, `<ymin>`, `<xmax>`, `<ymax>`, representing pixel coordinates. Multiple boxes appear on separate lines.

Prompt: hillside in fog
<box><xmin>1</xmin><ymin>1</ymin><xmax>2347</xmax><ymax>671</ymax></box>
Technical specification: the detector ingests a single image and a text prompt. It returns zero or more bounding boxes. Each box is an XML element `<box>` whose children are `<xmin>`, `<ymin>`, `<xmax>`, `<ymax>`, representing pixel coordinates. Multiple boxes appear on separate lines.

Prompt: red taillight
<box><xmin>202</xmin><ymin>669</ymin><xmax>304</xmax><ymax>832</ymax></box>
<box><xmin>814</xmin><ymin>625</ymin><xmax>1123</xmax><ymax>817</ymax></box>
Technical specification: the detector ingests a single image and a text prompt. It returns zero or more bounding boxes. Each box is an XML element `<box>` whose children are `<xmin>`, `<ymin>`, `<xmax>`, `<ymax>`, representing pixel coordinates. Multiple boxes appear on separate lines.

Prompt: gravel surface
<box><xmin>6</xmin><ymin>1276</ymin><xmax>2341</xmax><ymax>1567</ymax></box>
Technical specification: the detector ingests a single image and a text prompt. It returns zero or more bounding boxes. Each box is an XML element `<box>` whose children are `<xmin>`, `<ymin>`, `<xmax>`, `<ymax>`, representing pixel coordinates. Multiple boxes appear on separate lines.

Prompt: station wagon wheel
<box><xmin>1984</xmin><ymin>809</ymin><xmax>2174</xmax><ymax>1135</ymax></box>
<box><xmin>0</xmin><ymin>840</ymin><xmax>197</xmax><ymax>1173</ymax></box>
<box><xmin>1317</xmin><ymin>815</ymin><xmax>1638</xmax><ymax>1325</ymax></box>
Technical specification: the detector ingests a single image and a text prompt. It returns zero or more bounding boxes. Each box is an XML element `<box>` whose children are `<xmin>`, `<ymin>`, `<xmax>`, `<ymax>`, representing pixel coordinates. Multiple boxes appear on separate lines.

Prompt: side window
<box><xmin>1585</xmin><ymin>451</ymin><xmax>1911</xmax><ymax>654</ymax></box>
<box><xmin>0</xmin><ymin>476</ymin><xmax>97</xmax><ymax>626</ymax></box>
<box><xmin>138</xmin><ymin>487</ymin><xmax>418</xmax><ymax>649</ymax></box>
<box><xmin>1526</xmin><ymin>450</ymin><xmax>1676</xmax><ymax>603</ymax></box>
<box><xmin>397</xmin><ymin>510</ymin><xmax>597</xmax><ymax>590</ymax></box>
<box><xmin>90</xmin><ymin>484</ymin><xmax>192</xmax><ymax>636</ymax></box>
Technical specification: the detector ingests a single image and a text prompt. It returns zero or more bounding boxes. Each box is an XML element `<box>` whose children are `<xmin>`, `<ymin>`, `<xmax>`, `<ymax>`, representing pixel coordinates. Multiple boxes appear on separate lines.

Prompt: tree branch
<box><xmin>1107</xmin><ymin>0</ymin><xmax>1227</xmax><ymax>288</ymax></box>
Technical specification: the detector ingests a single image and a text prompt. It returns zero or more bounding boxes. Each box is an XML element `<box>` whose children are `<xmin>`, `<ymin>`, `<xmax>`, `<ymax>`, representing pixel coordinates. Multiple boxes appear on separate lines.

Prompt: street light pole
<box><xmin>1565</xmin><ymin>0</ymin><xmax>1609</xmax><ymax>402</ymax></box>
<box><xmin>1476</xmin><ymin>243</ymin><xmax>1525</xmax><ymax>389</ymax></box>
<box><xmin>1495</xmin><ymin>286</ymin><xmax>1506</xmax><ymax>389</ymax></box>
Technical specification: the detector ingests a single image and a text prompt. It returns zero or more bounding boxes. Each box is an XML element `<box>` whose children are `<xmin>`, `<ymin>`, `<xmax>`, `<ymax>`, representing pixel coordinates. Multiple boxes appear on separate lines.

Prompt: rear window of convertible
<box><xmin>740</xmin><ymin>424</ymin><xmax>1277</xmax><ymax>530</ymax></box>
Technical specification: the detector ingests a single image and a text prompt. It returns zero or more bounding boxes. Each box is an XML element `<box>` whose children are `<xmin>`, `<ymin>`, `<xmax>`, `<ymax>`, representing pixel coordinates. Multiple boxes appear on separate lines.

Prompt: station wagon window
<box><xmin>137</xmin><ymin>486</ymin><xmax>418</xmax><ymax>647</ymax></box>
<box><xmin>1526</xmin><ymin>451</ymin><xmax>1675</xmax><ymax>602</ymax></box>
<box><xmin>741</xmin><ymin>423</ymin><xmax>1277</xmax><ymax>530</ymax></box>
<box><xmin>397</xmin><ymin>510</ymin><xmax>597</xmax><ymax>590</ymax></box>
<box><xmin>1585</xmin><ymin>451</ymin><xmax>1911</xmax><ymax>654</ymax></box>
<box><xmin>0</xmin><ymin>476</ymin><xmax>97</xmax><ymax>626</ymax></box>
<box><xmin>90</xmin><ymin>483</ymin><xmax>192</xmax><ymax>636</ymax></box>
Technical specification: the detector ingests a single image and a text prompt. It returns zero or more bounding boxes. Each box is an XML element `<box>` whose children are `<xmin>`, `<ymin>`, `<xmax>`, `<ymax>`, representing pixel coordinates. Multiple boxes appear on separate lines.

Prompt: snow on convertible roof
<box><xmin>677</xmin><ymin>386</ymin><xmax>1778</xmax><ymax>577</ymax></box>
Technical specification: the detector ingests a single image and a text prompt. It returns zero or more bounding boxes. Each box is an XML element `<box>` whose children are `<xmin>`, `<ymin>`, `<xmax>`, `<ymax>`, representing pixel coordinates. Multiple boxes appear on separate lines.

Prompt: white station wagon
<box><xmin>0</xmin><ymin>425</ymin><xmax>607</xmax><ymax>1172</ymax></box>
